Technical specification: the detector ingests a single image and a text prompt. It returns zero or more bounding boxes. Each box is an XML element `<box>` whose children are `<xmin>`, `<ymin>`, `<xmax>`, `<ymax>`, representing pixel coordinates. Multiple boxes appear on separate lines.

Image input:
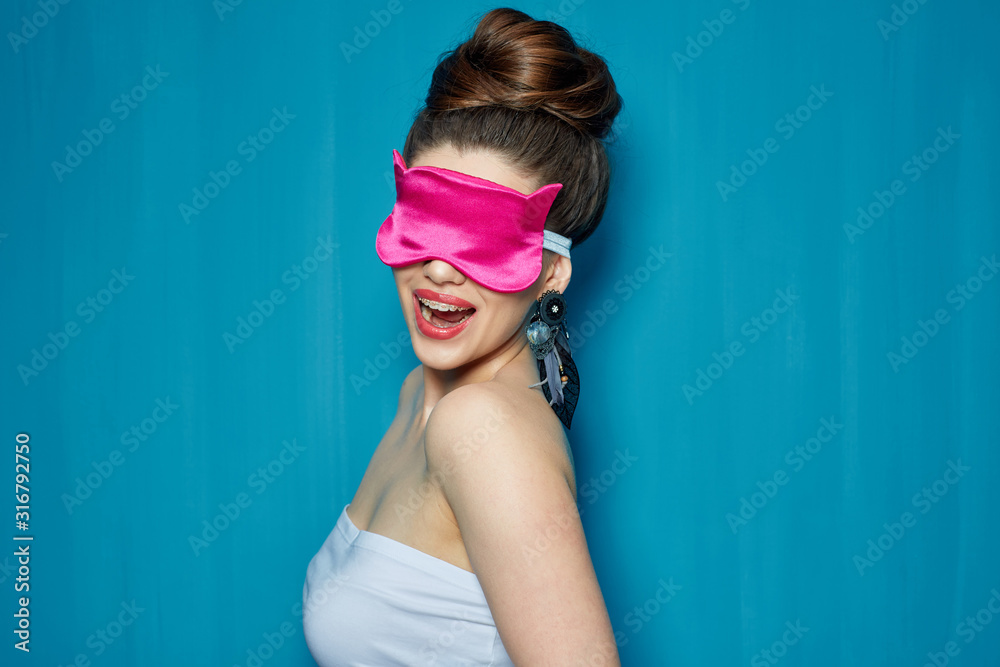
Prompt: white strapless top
<box><xmin>302</xmin><ymin>504</ymin><xmax>515</xmax><ymax>666</ymax></box>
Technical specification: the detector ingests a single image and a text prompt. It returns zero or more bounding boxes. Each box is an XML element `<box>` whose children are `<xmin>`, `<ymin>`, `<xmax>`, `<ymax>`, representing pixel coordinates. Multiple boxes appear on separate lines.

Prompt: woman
<box><xmin>303</xmin><ymin>7</ymin><xmax>623</xmax><ymax>665</ymax></box>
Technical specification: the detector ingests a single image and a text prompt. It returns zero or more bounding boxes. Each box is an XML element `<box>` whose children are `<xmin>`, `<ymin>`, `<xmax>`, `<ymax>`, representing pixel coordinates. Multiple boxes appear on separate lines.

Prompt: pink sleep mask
<box><xmin>375</xmin><ymin>149</ymin><xmax>572</xmax><ymax>293</ymax></box>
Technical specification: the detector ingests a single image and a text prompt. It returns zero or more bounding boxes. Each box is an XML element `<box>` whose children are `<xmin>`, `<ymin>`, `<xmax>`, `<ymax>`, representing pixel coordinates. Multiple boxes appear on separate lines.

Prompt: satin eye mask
<box><xmin>375</xmin><ymin>149</ymin><xmax>572</xmax><ymax>293</ymax></box>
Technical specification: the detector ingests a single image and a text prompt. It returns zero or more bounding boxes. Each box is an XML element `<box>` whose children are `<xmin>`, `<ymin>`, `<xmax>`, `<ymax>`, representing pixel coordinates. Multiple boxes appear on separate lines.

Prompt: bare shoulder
<box><xmin>425</xmin><ymin>380</ymin><xmax>570</xmax><ymax>484</ymax></box>
<box><xmin>422</xmin><ymin>380</ymin><xmax>617</xmax><ymax>664</ymax></box>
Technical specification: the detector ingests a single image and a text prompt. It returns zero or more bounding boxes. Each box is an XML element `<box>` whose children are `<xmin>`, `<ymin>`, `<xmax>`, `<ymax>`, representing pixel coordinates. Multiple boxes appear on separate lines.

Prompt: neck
<box><xmin>416</xmin><ymin>326</ymin><xmax>539</xmax><ymax>426</ymax></box>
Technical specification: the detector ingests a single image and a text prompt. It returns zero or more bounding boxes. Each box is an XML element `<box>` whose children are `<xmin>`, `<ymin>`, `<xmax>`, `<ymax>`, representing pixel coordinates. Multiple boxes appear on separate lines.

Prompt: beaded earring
<box><xmin>525</xmin><ymin>289</ymin><xmax>579</xmax><ymax>429</ymax></box>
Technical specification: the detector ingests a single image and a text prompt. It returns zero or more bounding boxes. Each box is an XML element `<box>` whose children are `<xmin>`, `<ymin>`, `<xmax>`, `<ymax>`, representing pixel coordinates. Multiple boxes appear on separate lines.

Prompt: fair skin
<box><xmin>346</xmin><ymin>143</ymin><xmax>620</xmax><ymax>665</ymax></box>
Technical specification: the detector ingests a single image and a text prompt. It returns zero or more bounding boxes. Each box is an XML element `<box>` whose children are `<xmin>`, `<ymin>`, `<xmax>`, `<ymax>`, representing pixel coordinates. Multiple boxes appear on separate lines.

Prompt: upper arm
<box><xmin>425</xmin><ymin>384</ymin><xmax>620</xmax><ymax>666</ymax></box>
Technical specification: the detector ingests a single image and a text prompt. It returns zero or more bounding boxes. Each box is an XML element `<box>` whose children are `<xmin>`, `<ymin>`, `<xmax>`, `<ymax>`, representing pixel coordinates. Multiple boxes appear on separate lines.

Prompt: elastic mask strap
<box><xmin>543</xmin><ymin>230</ymin><xmax>572</xmax><ymax>259</ymax></box>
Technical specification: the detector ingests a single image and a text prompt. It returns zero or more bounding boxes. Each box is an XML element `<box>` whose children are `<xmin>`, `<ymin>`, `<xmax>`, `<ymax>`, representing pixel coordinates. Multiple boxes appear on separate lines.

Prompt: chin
<box><xmin>409</xmin><ymin>335</ymin><xmax>475</xmax><ymax>372</ymax></box>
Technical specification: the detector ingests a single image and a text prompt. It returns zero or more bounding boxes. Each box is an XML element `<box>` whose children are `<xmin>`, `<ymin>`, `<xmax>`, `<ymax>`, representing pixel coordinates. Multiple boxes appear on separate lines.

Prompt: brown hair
<box><xmin>402</xmin><ymin>7</ymin><xmax>623</xmax><ymax>250</ymax></box>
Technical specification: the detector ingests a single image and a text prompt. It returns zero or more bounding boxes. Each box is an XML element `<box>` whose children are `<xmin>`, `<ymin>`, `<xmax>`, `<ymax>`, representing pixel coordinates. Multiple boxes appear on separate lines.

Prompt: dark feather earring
<box><xmin>525</xmin><ymin>289</ymin><xmax>579</xmax><ymax>429</ymax></box>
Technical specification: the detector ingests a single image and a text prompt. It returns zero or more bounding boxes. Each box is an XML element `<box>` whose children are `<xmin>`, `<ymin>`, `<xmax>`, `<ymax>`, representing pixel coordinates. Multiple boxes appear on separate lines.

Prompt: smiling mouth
<box><xmin>416</xmin><ymin>296</ymin><xmax>476</xmax><ymax>328</ymax></box>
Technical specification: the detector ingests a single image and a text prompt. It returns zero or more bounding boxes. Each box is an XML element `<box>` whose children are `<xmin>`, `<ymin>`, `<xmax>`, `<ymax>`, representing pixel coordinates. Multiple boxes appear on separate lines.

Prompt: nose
<box><xmin>422</xmin><ymin>259</ymin><xmax>467</xmax><ymax>286</ymax></box>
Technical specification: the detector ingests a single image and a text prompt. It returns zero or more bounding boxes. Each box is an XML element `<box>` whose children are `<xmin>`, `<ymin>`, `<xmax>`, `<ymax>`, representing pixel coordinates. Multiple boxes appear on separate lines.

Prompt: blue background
<box><xmin>2</xmin><ymin>0</ymin><xmax>998</xmax><ymax>665</ymax></box>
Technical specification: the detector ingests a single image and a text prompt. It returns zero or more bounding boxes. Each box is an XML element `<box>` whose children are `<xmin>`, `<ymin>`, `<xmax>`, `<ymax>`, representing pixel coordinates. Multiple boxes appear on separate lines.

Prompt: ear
<box><xmin>540</xmin><ymin>252</ymin><xmax>572</xmax><ymax>297</ymax></box>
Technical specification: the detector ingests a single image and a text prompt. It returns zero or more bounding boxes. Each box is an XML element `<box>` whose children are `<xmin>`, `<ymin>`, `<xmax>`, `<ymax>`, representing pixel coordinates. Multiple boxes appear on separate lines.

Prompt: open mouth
<box><xmin>417</xmin><ymin>296</ymin><xmax>476</xmax><ymax>329</ymax></box>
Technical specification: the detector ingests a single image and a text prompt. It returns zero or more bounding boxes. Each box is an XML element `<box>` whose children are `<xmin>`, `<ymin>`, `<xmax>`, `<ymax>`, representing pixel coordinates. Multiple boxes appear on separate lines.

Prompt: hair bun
<box><xmin>428</xmin><ymin>8</ymin><xmax>621</xmax><ymax>141</ymax></box>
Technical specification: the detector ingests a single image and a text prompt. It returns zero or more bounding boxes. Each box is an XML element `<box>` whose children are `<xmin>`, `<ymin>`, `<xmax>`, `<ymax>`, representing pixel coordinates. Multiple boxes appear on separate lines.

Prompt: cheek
<box><xmin>479</xmin><ymin>297</ymin><xmax>535</xmax><ymax>336</ymax></box>
<box><xmin>391</xmin><ymin>267</ymin><xmax>417</xmax><ymax>306</ymax></box>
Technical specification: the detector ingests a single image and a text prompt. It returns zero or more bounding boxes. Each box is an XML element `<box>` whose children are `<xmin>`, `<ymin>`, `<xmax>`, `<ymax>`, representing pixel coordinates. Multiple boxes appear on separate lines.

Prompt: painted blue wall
<box><xmin>2</xmin><ymin>0</ymin><xmax>998</xmax><ymax>665</ymax></box>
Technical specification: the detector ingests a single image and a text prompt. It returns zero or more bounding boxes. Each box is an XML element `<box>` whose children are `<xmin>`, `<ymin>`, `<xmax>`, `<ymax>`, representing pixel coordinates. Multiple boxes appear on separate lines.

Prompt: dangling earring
<box><xmin>525</xmin><ymin>289</ymin><xmax>580</xmax><ymax>429</ymax></box>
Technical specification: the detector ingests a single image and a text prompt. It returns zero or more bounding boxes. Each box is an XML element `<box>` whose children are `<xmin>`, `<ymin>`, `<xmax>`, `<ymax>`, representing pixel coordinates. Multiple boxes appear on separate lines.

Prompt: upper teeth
<box><xmin>418</xmin><ymin>296</ymin><xmax>470</xmax><ymax>312</ymax></box>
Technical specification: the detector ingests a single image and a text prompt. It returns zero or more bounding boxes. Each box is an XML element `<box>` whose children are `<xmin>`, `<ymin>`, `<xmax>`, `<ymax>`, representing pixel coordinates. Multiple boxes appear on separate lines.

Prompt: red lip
<box><xmin>412</xmin><ymin>290</ymin><xmax>476</xmax><ymax>340</ymax></box>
